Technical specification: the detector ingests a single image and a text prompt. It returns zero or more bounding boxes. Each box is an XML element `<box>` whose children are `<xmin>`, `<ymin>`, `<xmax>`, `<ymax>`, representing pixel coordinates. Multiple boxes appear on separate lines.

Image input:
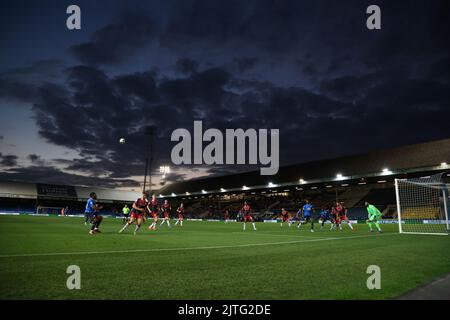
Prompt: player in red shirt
<box><xmin>119</xmin><ymin>192</ymin><xmax>148</xmax><ymax>235</ymax></box>
<box><xmin>336</xmin><ymin>201</ymin><xmax>354</xmax><ymax>230</ymax></box>
<box><xmin>241</xmin><ymin>202</ymin><xmax>256</xmax><ymax>231</ymax></box>
<box><xmin>159</xmin><ymin>199</ymin><xmax>172</xmax><ymax>228</ymax></box>
<box><xmin>330</xmin><ymin>205</ymin><xmax>338</xmax><ymax>230</ymax></box>
<box><xmin>174</xmin><ymin>203</ymin><xmax>184</xmax><ymax>227</ymax></box>
<box><xmin>280</xmin><ymin>208</ymin><xmax>291</xmax><ymax>227</ymax></box>
<box><xmin>147</xmin><ymin>194</ymin><xmax>159</xmax><ymax>230</ymax></box>
<box><xmin>224</xmin><ymin>210</ymin><xmax>230</xmax><ymax>223</ymax></box>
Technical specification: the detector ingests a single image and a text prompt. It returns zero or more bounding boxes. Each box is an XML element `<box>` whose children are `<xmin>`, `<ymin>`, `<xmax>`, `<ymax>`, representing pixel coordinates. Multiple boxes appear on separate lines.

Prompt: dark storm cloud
<box><xmin>427</xmin><ymin>56</ymin><xmax>450</xmax><ymax>83</ymax></box>
<box><xmin>58</xmin><ymin>156</ymin><xmax>147</xmax><ymax>181</ymax></box>
<box><xmin>158</xmin><ymin>172</ymin><xmax>189</xmax><ymax>187</ymax></box>
<box><xmin>359</xmin><ymin>2</ymin><xmax>450</xmax><ymax>69</ymax></box>
<box><xmin>70</xmin><ymin>12</ymin><xmax>158</xmax><ymax>65</ymax></box>
<box><xmin>28</xmin><ymin>154</ymin><xmax>44</xmax><ymax>165</ymax></box>
<box><xmin>175</xmin><ymin>58</ymin><xmax>199</xmax><ymax>75</ymax></box>
<box><xmin>160</xmin><ymin>67</ymin><xmax>230</xmax><ymax>107</ymax></box>
<box><xmin>4</xmin><ymin>59</ymin><xmax>450</xmax><ymax>178</ymax></box>
<box><xmin>0</xmin><ymin>153</ymin><xmax>18</xmax><ymax>167</ymax></box>
<box><xmin>0</xmin><ymin>78</ymin><xmax>39</xmax><ymax>103</ymax></box>
<box><xmin>232</xmin><ymin>57</ymin><xmax>258</xmax><ymax>74</ymax></box>
<box><xmin>20</xmin><ymin>65</ymin><xmax>234</xmax><ymax>184</ymax></box>
<box><xmin>0</xmin><ymin>166</ymin><xmax>139</xmax><ymax>188</ymax></box>
<box><xmin>301</xmin><ymin>65</ymin><xmax>318</xmax><ymax>76</ymax></box>
<box><xmin>113</xmin><ymin>71</ymin><xmax>159</xmax><ymax>102</ymax></box>
<box><xmin>1</xmin><ymin>59</ymin><xmax>62</xmax><ymax>80</ymax></box>
<box><xmin>0</xmin><ymin>60</ymin><xmax>64</xmax><ymax>103</ymax></box>
<box><xmin>160</xmin><ymin>0</ymin><xmax>318</xmax><ymax>53</ymax></box>
<box><xmin>319</xmin><ymin>65</ymin><xmax>411</xmax><ymax>102</ymax></box>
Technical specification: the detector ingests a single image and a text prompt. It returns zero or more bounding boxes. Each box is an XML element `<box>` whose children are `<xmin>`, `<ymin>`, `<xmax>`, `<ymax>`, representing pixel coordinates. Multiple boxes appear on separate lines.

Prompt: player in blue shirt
<box><xmin>297</xmin><ymin>200</ymin><xmax>315</xmax><ymax>232</ymax></box>
<box><xmin>318</xmin><ymin>207</ymin><xmax>331</xmax><ymax>230</ymax></box>
<box><xmin>85</xmin><ymin>192</ymin><xmax>103</xmax><ymax>235</ymax></box>
<box><xmin>84</xmin><ymin>199</ymin><xmax>94</xmax><ymax>225</ymax></box>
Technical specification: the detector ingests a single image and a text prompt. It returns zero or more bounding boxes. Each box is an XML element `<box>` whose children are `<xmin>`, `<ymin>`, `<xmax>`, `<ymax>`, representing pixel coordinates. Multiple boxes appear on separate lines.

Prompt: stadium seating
<box><xmin>0</xmin><ymin>182</ymin><xmax>402</xmax><ymax>221</ymax></box>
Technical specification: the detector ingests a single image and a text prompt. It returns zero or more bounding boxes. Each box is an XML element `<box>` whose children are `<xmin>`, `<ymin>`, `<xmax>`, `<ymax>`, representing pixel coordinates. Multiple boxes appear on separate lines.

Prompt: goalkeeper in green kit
<box><xmin>365</xmin><ymin>202</ymin><xmax>382</xmax><ymax>233</ymax></box>
<box><xmin>122</xmin><ymin>204</ymin><xmax>130</xmax><ymax>222</ymax></box>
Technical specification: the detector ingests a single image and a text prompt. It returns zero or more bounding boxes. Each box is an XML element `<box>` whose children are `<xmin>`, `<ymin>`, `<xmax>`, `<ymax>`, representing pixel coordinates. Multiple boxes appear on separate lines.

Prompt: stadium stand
<box><xmin>155</xmin><ymin>139</ymin><xmax>449</xmax><ymax>220</ymax></box>
<box><xmin>0</xmin><ymin>182</ymin><xmax>138</xmax><ymax>216</ymax></box>
<box><xmin>356</xmin><ymin>188</ymin><xmax>396</xmax><ymax>210</ymax></box>
<box><xmin>0</xmin><ymin>138</ymin><xmax>449</xmax><ymax>220</ymax></box>
<box><xmin>158</xmin><ymin>138</ymin><xmax>450</xmax><ymax>196</ymax></box>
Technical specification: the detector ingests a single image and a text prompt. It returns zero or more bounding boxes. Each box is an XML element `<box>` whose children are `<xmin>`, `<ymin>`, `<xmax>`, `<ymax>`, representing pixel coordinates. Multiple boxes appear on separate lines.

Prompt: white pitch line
<box><xmin>0</xmin><ymin>233</ymin><xmax>397</xmax><ymax>259</ymax></box>
<box><xmin>231</xmin><ymin>232</ymin><xmax>327</xmax><ymax>238</ymax></box>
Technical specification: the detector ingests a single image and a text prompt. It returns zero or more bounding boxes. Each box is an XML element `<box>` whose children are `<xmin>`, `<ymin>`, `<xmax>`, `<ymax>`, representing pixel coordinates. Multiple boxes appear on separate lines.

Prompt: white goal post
<box><xmin>395</xmin><ymin>173</ymin><xmax>449</xmax><ymax>235</ymax></box>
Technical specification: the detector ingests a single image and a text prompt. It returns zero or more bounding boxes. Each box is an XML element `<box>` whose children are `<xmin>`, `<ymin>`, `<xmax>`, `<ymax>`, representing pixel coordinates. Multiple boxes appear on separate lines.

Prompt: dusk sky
<box><xmin>0</xmin><ymin>0</ymin><xmax>449</xmax><ymax>190</ymax></box>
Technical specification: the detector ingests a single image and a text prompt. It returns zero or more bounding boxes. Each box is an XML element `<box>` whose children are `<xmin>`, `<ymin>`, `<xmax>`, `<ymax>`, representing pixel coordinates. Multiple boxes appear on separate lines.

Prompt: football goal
<box><xmin>395</xmin><ymin>173</ymin><xmax>449</xmax><ymax>235</ymax></box>
<box><xmin>36</xmin><ymin>206</ymin><xmax>64</xmax><ymax>215</ymax></box>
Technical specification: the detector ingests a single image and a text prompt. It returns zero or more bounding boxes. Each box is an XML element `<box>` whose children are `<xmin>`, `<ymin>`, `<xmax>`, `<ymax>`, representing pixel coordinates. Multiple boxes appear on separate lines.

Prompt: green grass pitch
<box><xmin>0</xmin><ymin>215</ymin><xmax>449</xmax><ymax>299</ymax></box>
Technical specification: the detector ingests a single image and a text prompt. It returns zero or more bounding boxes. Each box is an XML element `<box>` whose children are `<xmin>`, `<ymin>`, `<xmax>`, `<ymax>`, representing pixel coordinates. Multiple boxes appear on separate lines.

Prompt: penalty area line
<box><xmin>0</xmin><ymin>233</ymin><xmax>398</xmax><ymax>259</ymax></box>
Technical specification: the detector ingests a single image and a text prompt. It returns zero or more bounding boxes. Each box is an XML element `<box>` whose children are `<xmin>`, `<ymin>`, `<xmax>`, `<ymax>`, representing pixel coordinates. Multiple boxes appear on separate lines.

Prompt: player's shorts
<box><xmin>178</xmin><ymin>215</ymin><xmax>184</xmax><ymax>221</ymax></box>
<box><xmin>303</xmin><ymin>215</ymin><xmax>312</xmax><ymax>222</ymax></box>
<box><xmin>130</xmin><ymin>212</ymin><xmax>143</xmax><ymax>219</ymax></box>
<box><xmin>368</xmin><ymin>214</ymin><xmax>381</xmax><ymax>221</ymax></box>
<box><xmin>85</xmin><ymin>212</ymin><xmax>95</xmax><ymax>222</ymax></box>
<box><xmin>163</xmin><ymin>213</ymin><xmax>169</xmax><ymax>219</ymax></box>
<box><xmin>282</xmin><ymin>216</ymin><xmax>289</xmax><ymax>222</ymax></box>
<box><xmin>151</xmin><ymin>213</ymin><xmax>158</xmax><ymax>220</ymax></box>
<box><xmin>91</xmin><ymin>213</ymin><xmax>102</xmax><ymax>222</ymax></box>
<box><xmin>339</xmin><ymin>215</ymin><xmax>348</xmax><ymax>221</ymax></box>
<box><xmin>244</xmin><ymin>214</ymin><xmax>253</xmax><ymax>222</ymax></box>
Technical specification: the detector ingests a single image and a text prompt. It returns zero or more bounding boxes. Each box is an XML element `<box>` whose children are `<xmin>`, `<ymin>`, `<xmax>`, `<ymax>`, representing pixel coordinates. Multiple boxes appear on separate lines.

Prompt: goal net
<box><xmin>395</xmin><ymin>173</ymin><xmax>449</xmax><ymax>235</ymax></box>
<box><xmin>36</xmin><ymin>206</ymin><xmax>64</xmax><ymax>215</ymax></box>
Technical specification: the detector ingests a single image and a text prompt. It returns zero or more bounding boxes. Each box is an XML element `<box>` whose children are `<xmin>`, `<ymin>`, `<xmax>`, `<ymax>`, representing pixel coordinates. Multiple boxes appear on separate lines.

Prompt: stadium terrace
<box><xmin>159</xmin><ymin>138</ymin><xmax>450</xmax><ymax>198</ymax></box>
